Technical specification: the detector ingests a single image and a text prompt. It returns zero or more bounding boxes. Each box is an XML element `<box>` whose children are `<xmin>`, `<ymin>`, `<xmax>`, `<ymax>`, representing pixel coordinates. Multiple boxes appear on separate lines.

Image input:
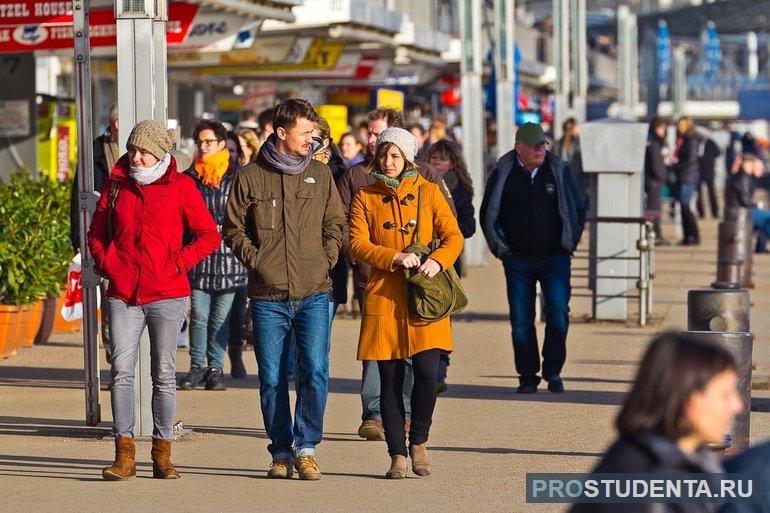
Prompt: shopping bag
<box><xmin>60</xmin><ymin>253</ymin><xmax>100</xmax><ymax>321</ymax></box>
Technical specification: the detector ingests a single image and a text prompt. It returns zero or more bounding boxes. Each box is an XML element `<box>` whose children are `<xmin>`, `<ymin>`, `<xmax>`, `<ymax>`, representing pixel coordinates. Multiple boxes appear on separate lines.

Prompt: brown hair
<box><xmin>367</xmin><ymin>142</ymin><xmax>418</xmax><ymax>175</ymax></box>
<box><xmin>272</xmin><ymin>99</ymin><xmax>320</xmax><ymax>132</ymax></box>
<box><xmin>616</xmin><ymin>331</ymin><xmax>736</xmax><ymax>440</ymax></box>
<box><xmin>368</xmin><ymin>108</ymin><xmax>406</xmax><ymax>129</ymax></box>
<box><xmin>427</xmin><ymin>139</ymin><xmax>474</xmax><ymax>196</ymax></box>
<box><xmin>314</xmin><ymin>117</ymin><xmax>332</xmax><ymax>141</ymax></box>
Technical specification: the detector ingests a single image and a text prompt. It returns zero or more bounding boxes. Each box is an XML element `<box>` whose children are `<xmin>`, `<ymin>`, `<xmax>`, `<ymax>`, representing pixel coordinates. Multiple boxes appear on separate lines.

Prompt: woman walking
<box><xmin>570</xmin><ymin>331</ymin><xmax>743</xmax><ymax>512</ymax></box>
<box><xmin>88</xmin><ymin>120</ymin><xmax>220</xmax><ymax>480</ymax></box>
<box><xmin>349</xmin><ymin>127</ymin><xmax>463</xmax><ymax>479</ymax></box>
<box><xmin>178</xmin><ymin>120</ymin><xmax>249</xmax><ymax>391</ymax></box>
<box><xmin>673</xmin><ymin>116</ymin><xmax>701</xmax><ymax>245</ymax></box>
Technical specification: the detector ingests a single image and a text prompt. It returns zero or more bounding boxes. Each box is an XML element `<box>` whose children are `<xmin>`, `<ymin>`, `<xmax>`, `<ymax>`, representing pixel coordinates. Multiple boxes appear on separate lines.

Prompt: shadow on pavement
<box><xmin>0</xmin><ymin>416</ymin><xmax>109</xmax><ymax>438</ymax></box>
<box><xmin>431</xmin><ymin>446</ymin><xmax>603</xmax><ymax>458</ymax></box>
<box><xmin>481</xmin><ymin>375</ymin><xmax>634</xmax><ymax>385</ymax></box>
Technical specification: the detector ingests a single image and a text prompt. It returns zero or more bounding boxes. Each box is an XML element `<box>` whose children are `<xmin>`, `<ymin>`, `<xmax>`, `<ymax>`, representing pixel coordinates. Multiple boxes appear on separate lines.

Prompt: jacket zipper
<box><xmin>270</xmin><ymin>198</ymin><xmax>276</xmax><ymax>229</ymax></box>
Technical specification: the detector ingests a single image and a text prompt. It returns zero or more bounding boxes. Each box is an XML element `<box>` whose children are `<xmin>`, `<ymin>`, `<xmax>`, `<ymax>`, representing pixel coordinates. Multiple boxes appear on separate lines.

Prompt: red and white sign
<box><xmin>0</xmin><ymin>1</ymin><xmax>198</xmax><ymax>53</ymax></box>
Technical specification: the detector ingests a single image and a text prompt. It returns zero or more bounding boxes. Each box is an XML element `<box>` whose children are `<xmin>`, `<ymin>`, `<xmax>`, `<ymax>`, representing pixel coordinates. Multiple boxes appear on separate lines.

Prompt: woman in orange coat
<box><xmin>349</xmin><ymin>127</ymin><xmax>463</xmax><ymax>479</ymax></box>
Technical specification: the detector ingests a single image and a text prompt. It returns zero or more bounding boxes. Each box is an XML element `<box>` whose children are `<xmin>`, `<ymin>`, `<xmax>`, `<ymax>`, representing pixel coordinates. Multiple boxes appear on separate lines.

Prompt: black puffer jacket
<box><xmin>570</xmin><ymin>434</ymin><xmax>723</xmax><ymax>513</ymax></box>
<box><xmin>185</xmin><ymin>166</ymin><xmax>248</xmax><ymax>291</ymax></box>
<box><xmin>674</xmin><ymin>133</ymin><xmax>701</xmax><ymax>185</ymax></box>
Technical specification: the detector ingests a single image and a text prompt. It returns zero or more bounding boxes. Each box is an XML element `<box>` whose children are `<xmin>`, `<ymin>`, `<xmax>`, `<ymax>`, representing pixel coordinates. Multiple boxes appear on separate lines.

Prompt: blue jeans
<box><xmin>503</xmin><ymin>251</ymin><xmax>571</xmax><ymax>383</ymax></box>
<box><xmin>676</xmin><ymin>183</ymin><xmax>700</xmax><ymax>242</ymax></box>
<box><xmin>361</xmin><ymin>360</ymin><xmax>413</xmax><ymax>422</ymax></box>
<box><xmin>286</xmin><ymin>300</ymin><xmax>338</xmax><ymax>378</ymax></box>
<box><xmin>189</xmin><ymin>289</ymin><xmax>236</xmax><ymax>371</ymax></box>
<box><xmin>251</xmin><ymin>293</ymin><xmax>330</xmax><ymax>460</ymax></box>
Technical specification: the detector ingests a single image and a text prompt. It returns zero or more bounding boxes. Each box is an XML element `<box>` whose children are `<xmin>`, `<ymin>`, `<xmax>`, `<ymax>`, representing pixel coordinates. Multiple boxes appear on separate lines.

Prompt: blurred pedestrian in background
<box><xmin>338</xmin><ymin>131</ymin><xmax>365</xmax><ymax>168</ymax></box>
<box><xmin>570</xmin><ymin>331</ymin><xmax>743</xmax><ymax>513</ymax></box>
<box><xmin>223</xmin><ymin>99</ymin><xmax>344</xmax><ymax>481</ymax></box>
<box><xmin>348</xmin><ymin>127</ymin><xmax>463</xmax><ymax>479</ymax></box>
<box><xmin>554</xmin><ymin>117</ymin><xmax>587</xmax><ymax>198</ymax></box>
<box><xmin>697</xmin><ymin>130</ymin><xmax>721</xmax><ymax>220</ymax></box>
<box><xmin>644</xmin><ymin>118</ymin><xmax>671</xmax><ymax>245</ymax></box>
<box><xmin>410</xmin><ymin>122</ymin><xmax>430</xmax><ymax>161</ymax></box>
<box><xmin>673</xmin><ymin>116</ymin><xmax>701</xmax><ymax>245</ymax></box>
<box><xmin>88</xmin><ymin>119</ymin><xmax>220</xmax><ymax>481</ymax></box>
<box><xmin>236</xmin><ymin>128</ymin><xmax>261</xmax><ymax>166</ymax></box>
<box><xmin>257</xmin><ymin>107</ymin><xmax>275</xmax><ymax>146</ymax></box>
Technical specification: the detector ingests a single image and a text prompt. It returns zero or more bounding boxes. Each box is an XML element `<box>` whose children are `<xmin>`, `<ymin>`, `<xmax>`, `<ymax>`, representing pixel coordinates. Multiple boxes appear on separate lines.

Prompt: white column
<box><xmin>570</xmin><ymin>0</ymin><xmax>588</xmax><ymax>123</ymax></box>
<box><xmin>747</xmin><ymin>31</ymin><xmax>758</xmax><ymax>80</ymax></box>
<box><xmin>459</xmin><ymin>0</ymin><xmax>486</xmax><ymax>266</ymax></box>
<box><xmin>494</xmin><ymin>0</ymin><xmax>515</xmax><ymax>158</ymax></box>
<box><xmin>672</xmin><ymin>46</ymin><xmax>686</xmax><ymax>117</ymax></box>
<box><xmin>553</xmin><ymin>0</ymin><xmax>570</xmax><ymax>139</ymax></box>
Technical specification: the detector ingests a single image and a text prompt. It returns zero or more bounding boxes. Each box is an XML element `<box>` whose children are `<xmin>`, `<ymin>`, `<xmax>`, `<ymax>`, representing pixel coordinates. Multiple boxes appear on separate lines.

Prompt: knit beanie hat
<box><xmin>376</xmin><ymin>127</ymin><xmax>418</xmax><ymax>163</ymax></box>
<box><xmin>126</xmin><ymin>120</ymin><xmax>177</xmax><ymax>161</ymax></box>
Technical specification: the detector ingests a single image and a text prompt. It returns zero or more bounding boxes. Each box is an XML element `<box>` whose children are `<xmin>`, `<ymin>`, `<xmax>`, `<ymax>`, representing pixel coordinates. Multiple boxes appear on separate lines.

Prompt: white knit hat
<box><xmin>376</xmin><ymin>127</ymin><xmax>418</xmax><ymax>163</ymax></box>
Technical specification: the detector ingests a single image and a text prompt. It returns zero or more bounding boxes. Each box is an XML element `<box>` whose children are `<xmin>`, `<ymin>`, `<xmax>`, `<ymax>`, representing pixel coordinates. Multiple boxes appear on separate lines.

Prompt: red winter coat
<box><xmin>87</xmin><ymin>154</ymin><xmax>220</xmax><ymax>306</ymax></box>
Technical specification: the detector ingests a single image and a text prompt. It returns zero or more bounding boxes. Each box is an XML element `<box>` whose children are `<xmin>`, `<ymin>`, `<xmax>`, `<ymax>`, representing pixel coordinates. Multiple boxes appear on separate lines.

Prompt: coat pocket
<box><xmin>247</xmin><ymin>190</ymin><xmax>278</xmax><ymax>230</ymax></box>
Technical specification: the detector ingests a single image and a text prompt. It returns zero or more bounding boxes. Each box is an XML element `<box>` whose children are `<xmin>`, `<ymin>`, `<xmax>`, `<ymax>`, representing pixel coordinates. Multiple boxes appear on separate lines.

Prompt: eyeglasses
<box><xmin>195</xmin><ymin>138</ymin><xmax>221</xmax><ymax>147</ymax></box>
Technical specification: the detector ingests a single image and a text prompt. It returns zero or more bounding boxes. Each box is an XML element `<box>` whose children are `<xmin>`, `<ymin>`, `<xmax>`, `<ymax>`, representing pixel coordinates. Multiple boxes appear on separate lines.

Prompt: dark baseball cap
<box><xmin>515</xmin><ymin>122</ymin><xmax>547</xmax><ymax>146</ymax></box>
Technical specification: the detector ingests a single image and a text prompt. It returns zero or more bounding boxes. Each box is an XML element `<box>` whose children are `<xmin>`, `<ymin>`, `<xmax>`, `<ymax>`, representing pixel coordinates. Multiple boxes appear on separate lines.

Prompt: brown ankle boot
<box><xmin>385</xmin><ymin>455</ymin><xmax>407</xmax><ymax>479</ymax></box>
<box><xmin>102</xmin><ymin>436</ymin><xmax>136</xmax><ymax>481</ymax></box>
<box><xmin>151</xmin><ymin>438</ymin><xmax>180</xmax><ymax>479</ymax></box>
<box><xmin>409</xmin><ymin>443</ymin><xmax>431</xmax><ymax>477</ymax></box>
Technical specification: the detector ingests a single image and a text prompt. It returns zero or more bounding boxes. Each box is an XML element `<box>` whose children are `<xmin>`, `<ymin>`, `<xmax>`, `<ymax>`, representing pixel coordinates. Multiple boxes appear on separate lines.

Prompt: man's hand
<box><xmin>417</xmin><ymin>258</ymin><xmax>442</xmax><ymax>278</ymax></box>
<box><xmin>393</xmin><ymin>252</ymin><xmax>421</xmax><ymax>268</ymax></box>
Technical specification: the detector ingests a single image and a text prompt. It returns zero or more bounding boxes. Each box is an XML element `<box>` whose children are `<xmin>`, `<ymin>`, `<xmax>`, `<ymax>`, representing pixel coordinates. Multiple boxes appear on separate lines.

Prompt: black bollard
<box><xmin>713</xmin><ymin>220</ymin><xmax>749</xmax><ymax>289</ymax></box>
<box><xmin>688</xmin><ymin>289</ymin><xmax>750</xmax><ymax>333</ymax></box>
<box><xmin>682</xmin><ymin>331</ymin><xmax>753</xmax><ymax>456</ymax></box>
<box><xmin>724</xmin><ymin>207</ymin><xmax>754</xmax><ymax>288</ymax></box>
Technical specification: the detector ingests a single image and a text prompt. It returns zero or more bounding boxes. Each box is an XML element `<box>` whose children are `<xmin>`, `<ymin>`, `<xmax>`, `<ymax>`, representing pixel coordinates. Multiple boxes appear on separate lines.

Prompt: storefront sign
<box><xmin>0</xmin><ymin>0</ymin><xmax>73</xmax><ymax>25</ymax></box>
<box><xmin>0</xmin><ymin>1</ymin><xmax>197</xmax><ymax>53</ymax></box>
<box><xmin>375</xmin><ymin>88</ymin><xmax>404</xmax><ymax>111</ymax></box>
<box><xmin>0</xmin><ymin>99</ymin><xmax>29</xmax><ymax>136</ymax></box>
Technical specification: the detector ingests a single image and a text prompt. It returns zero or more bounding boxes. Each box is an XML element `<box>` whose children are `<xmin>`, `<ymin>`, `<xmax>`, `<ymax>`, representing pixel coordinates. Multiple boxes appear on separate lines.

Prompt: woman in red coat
<box><xmin>88</xmin><ymin>120</ymin><xmax>220</xmax><ymax>481</ymax></box>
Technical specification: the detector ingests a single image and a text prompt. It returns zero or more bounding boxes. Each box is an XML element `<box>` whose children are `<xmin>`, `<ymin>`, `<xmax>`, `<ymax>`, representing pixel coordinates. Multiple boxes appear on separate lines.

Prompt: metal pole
<box><xmin>74</xmin><ymin>0</ymin><xmax>101</xmax><ymax>427</ymax></box>
<box><xmin>460</xmin><ymin>0</ymin><xmax>486</xmax><ymax>266</ymax></box>
<box><xmin>637</xmin><ymin>222</ymin><xmax>647</xmax><ymax>327</ymax></box>
<box><xmin>672</xmin><ymin>46</ymin><xmax>686</xmax><ymax>117</ymax></box>
<box><xmin>553</xmin><ymin>0</ymin><xmax>570</xmax><ymax>139</ymax></box>
<box><xmin>617</xmin><ymin>5</ymin><xmax>635</xmax><ymax>120</ymax></box>
<box><xmin>570</xmin><ymin>0</ymin><xmax>587</xmax><ymax>123</ymax></box>
<box><xmin>493</xmin><ymin>0</ymin><xmax>515</xmax><ymax>158</ymax></box>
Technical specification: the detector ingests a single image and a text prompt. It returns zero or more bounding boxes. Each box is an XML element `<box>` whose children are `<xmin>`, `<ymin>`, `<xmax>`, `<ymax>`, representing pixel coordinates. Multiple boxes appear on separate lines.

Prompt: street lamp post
<box><xmin>493</xmin><ymin>0</ymin><xmax>515</xmax><ymax>159</ymax></box>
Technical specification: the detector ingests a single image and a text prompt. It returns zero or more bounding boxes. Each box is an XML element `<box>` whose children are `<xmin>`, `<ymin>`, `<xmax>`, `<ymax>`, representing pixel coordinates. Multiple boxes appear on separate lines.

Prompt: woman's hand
<box><xmin>417</xmin><ymin>258</ymin><xmax>442</xmax><ymax>278</ymax></box>
<box><xmin>393</xmin><ymin>252</ymin><xmax>421</xmax><ymax>268</ymax></box>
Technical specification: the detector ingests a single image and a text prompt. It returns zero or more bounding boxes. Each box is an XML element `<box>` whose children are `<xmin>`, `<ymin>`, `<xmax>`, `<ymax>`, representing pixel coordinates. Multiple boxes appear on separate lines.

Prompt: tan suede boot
<box><xmin>151</xmin><ymin>439</ymin><xmax>180</xmax><ymax>479</ymax></box>
<box><xmin>409</xmin><ymin>443</ymin><xmax>431</xmax><ymax>477</ymax></box>
<box><xmin>102</xmin><ymin>436</ymin><xmax>136</xmax><ymax>481</ymax></box>
<box><xmin>385</xmin><ymin>455</ymin><xmax>407</xmax><ymax>479</ymax></box>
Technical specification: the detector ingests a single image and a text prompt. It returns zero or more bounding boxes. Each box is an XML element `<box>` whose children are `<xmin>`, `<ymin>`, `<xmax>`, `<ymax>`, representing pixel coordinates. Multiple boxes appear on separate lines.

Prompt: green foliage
<box><xmin>0</xmin><ymin>173</ymin><xmax>72</xmax><ymax>305</ymax></box>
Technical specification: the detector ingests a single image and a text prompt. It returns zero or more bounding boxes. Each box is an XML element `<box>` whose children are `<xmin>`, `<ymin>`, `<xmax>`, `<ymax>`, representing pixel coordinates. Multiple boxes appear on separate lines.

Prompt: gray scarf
<box><xmin>258</xmin><ymin>134</ymin><xmax>312</xmax><ymax>175</ymax></box>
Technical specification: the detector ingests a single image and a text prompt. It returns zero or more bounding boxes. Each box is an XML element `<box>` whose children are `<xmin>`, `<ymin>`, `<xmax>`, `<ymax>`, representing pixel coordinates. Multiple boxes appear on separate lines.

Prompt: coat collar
<box><xmin>110</xmin><ymin>153</ymin><xmax>179</xmax><ymax>186</ymax></box>
<box><xmin>373</xmin><ymin>172</ymin><xmax>427</xmax><ymax>199</ymax></box>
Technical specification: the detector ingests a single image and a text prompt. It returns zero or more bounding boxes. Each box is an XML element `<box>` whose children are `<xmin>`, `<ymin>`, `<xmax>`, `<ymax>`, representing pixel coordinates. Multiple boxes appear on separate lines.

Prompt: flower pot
<box><xmin>54</xmin><ymin>290</ymin><xmax>81</xmax><ymax>333</ymax></box>
<box><xmin>24</xmin><ymin>300</ymin><xmax>44</xmax><ymax>347</ymax></box>
<box><xmin>11</xmin><ymin>305</ymin><xmax>29</xmax><ymax>355</ymax></box>
<box><xmin>34</xmin><ymin>296</ymin><xmax>58</xmax><ymax>345</ymax></box>
<box><xmin>0</xmin><ymin>305</ymin><xmax>19</xmax><ymax>359</ymax></box>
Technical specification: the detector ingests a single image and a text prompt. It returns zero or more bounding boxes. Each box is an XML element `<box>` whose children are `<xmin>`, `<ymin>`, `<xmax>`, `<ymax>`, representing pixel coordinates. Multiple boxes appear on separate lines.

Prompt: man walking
<box><xmin>481</xmin><ymin>122</ymin><xmax>586</xmax><ymax>394</ymax></box>
<box><xmin>223</xmin><ymin>99</ymin><xmax>345</xmax><ymax>480</ymax></box>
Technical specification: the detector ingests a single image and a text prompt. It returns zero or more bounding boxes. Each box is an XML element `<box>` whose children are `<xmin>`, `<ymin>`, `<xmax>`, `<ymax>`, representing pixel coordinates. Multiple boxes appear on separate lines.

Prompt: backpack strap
<box><xmin>106</xmin><ymin>180</ymin><xmax>120</xmax><ymax>242</ymax></box>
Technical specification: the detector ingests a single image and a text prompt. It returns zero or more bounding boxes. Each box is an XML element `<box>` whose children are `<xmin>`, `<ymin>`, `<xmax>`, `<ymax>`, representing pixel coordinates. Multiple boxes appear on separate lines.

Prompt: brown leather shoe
<box><xmin>409</xmin><ymin>443</ymin><xmax>431</xmax><ymax>477</ymax></box>
<box><xmin>267</xmin><ymin>459</ymin><xmax>293</xmax><ymax>479</ymax></box>
<box><xmin>294</xmin><ymin>455</ymin><xmax>321</xmax><ymax>481</ymax></box>
<box><xmin>385</xmin><ymin>455</ymin><xmax>407</xmax><ymax>479</ymax></box>
<box><xmin>151</xmin><ymin>438</ymin><xmax>180</xmax><ymax>479</ymax></box>
<box><xmin>357</xmin><ymin>419</ymin><xmax>385</xmax><ymax>441</ymax></box>
<box><xmin>102</xmin><ymin>436</ymin><xmax>136</xmax><ymax>481</ymax></box>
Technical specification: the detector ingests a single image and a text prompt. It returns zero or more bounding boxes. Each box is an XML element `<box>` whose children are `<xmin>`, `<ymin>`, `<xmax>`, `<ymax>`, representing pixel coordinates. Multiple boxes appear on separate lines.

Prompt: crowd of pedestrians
<box><xmin>70</xmin><ymin>98</ymin><xmax>767</xmax><ymax>500</ymax></box>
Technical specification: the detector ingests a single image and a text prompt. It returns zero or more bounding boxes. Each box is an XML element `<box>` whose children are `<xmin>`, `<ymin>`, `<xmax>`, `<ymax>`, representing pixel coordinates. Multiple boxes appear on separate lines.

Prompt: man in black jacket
<box><xmin>69</xmin><ymin>104</ymin><xmax>119</xmax><ymax>362</ymax></box>
<box><xmin>481</xmin><ymin>123</ymin><xmax>586</xmax><ymax>394</ymax></box>
<box><xmin>644</xmin><ymin>119</ymin><xmax>670</xmax><ymax>245</ymax></box>
<box><xmin>696</xmin><ymin>134</ymin><xmax>721</xmax><ymax>219</ymax></box>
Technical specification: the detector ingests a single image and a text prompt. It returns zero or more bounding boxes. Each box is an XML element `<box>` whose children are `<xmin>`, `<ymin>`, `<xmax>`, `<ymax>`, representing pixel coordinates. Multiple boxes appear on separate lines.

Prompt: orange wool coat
<box><xmin>349</xmin><ymin>173</ymin><xmax>464</xmax><ymax>361</ymax></box>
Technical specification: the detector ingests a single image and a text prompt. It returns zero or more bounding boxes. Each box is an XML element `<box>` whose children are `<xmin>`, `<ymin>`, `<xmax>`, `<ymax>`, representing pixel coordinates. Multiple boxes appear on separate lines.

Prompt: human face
<box><xmin>367</xmin><ymin>118</ymin><xmax>389</xmax><ymax>156</ymax></box>
<box><xmin>196</xmin><ymin>129</ymin><xmax>226</xmax><ymax>158</ymax></box>
<box><xmin>238</xmin><ymin>135</ymin><xmax>252</xmax><ymax>163</ymax></box>
<box><xmin>654</xmin><ymin>124</ymin><xmax>667</xmax><ymax>139</ymax></box>
<box><xmin>128</xmin><ymin>145</ymin><xmax>159</xmax><ymax>167</ymax></box>
<box><xmin>428</xmin><ymin>152</ymin><xmax>451</xmax><ymax>176</ymax></box>
<box><xmin>379</xmin><ymin>144</ymin><xmax>406</xmax><ymax>179</ymax></box>
<box><xmin>411</xmin><ymin>126</ymin><xmax>426</xmax><ymax>147</ymax></box>
<box><xmin>339</xmin><ymin>134</ymin><xmax>360</xmax><ymax>160</ymax></box>
<box><xmin>681</xmin><ymin>369</ymin><xmax>742</xmax><ymax>447</ymax></box>
<box><xmin>515</xmin><ymin>141</ymin><xmax>547</xmax><ymax>171</ymax></box>
<box><xmin>276</xmin><ymin>117</ymin><xmax>315</xmax><ymax>157</ymax></box>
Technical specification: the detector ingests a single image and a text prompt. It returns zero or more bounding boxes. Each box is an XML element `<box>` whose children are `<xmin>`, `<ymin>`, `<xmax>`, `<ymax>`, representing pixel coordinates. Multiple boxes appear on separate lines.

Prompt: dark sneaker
<box><xmin>546</xmin><ymin>376</ymin><xmax>565</xmax><ymax>393</ymax></box>
<box><xmin>178</xmin><ymin>365</ymin><xmax>206</xmax><ymax>391</ymax></box>
<box><xmin>205</xmin><ymin>368</ymin><xmax>227</xmax><ymax>391</ymax></box>
<box><xmin>516</xmin><ymin>376</ymin><xmax>541</xmax><ymax>394</ymax></box>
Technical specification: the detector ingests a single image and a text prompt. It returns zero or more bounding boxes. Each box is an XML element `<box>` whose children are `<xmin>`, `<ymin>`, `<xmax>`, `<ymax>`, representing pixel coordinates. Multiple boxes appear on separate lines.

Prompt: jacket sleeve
<box><xmin>453</xmin><ymin>183</ymin><xmax>476</xmax><ymax>238</ymax></box>
<box><xmin>479</xmin><ymin>167</ymin><xmax>500</xmax><ymax>253</ymax></box>
<box><xmin>336</xmin><ymin>166</ymin><xmax>355</xmax><ymax>261</ymax></box>
<box><xmin>563</xmin><ymin>163</ymin><xmax>587</xmax><ymax>248</ymax></box>
<box><xmin>222</xmin><ymin>170</ymin><xmax>261</xmax><ymax>270</ymax></box>
<box><xmin>322</xmin><ymin>171</ymin><xmax>345</xmax><ymax>269</ymax></box>
<box><xmin>427</xmin><ymin>184</ymin><xmax>464</xmax><ymax>271</ymax></box>
<box><xmin>349</xmin><ymin>191</ymin><xmax>400</xmax><ymax>271</ymax></box>
<box><xmin>177</xmin><ymin>177</ymin><xmax>221</xmax><ymax>272</ymax></box>
<box><xmin>86</xmin><ymin>179</ymin><xmax>112</xmax><ymax>271</ymax></box>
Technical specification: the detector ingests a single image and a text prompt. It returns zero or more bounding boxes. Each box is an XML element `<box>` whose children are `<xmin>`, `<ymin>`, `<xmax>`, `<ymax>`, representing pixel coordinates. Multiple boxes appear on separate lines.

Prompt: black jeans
<box><xmin>697</xmin><ymin>176</ymin><xmax>719</xmax><ymax>219</ymax></box>
<box><xmin>378</xmin><ymin>348</ymin><xmax>441</xmax><ymax>456</ymax></box>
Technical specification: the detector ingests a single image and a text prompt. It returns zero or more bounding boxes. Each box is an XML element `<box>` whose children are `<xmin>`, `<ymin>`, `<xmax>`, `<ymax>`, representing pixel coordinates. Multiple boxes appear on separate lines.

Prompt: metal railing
<box><xmin>572</xmin><ymin>216</ymin><xmax>656</xmax><ymax>326</ymax></box>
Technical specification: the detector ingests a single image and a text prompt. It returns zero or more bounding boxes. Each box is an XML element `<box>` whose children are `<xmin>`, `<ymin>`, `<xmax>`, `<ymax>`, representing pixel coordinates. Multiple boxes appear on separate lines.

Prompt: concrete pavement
<box><xmin>1</xmin><ymin>216</ymin><xmax>769</xmax><ymax>513</ymax></box>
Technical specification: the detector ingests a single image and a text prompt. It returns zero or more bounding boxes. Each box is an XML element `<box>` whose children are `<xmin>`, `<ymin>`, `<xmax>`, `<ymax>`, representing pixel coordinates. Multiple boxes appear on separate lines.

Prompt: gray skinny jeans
<box><xmin>108</xmin><ymin>296</ymin><xmax>187</xmax><ymax>439</ymax></box>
